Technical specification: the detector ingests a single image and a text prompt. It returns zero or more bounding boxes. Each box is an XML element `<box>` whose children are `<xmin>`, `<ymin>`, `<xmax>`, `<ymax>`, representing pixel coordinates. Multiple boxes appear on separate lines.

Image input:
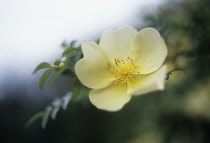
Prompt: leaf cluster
<box><xmin>26</xmin><ymin>92</ymin><xmax>72</xmax><ymax>129</ymax></box>
<box><xmin>33</xmin><ymin>43</ymin><xmax>82</xmax><ymax>90</ymax></box>
<box><xmin>27</xmin><ymin>41</ymin><xmax>83</xmax><ymax>128</ymax></box>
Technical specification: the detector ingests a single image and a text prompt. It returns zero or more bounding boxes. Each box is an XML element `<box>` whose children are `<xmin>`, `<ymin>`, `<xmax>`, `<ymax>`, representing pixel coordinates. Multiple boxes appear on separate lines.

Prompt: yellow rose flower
<box><xmin>75</xmin><ymin>26</ymin><xmax>167</xmax><ymax>111</ymax></box>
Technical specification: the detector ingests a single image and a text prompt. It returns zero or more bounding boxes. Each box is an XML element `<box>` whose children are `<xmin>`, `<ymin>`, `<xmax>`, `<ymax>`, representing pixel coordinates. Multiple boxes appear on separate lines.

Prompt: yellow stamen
<box><xmin>108</xmin><ymin>57</ymin><xmax>139</xmax><ymax>84</ymax></box>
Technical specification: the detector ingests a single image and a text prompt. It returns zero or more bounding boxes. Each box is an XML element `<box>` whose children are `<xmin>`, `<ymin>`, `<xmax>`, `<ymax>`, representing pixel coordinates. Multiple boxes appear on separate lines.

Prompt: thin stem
<box><xmin>51</xmin><ymin>65</ymin><xmax>74</xmax><ymax>71</ymax></box>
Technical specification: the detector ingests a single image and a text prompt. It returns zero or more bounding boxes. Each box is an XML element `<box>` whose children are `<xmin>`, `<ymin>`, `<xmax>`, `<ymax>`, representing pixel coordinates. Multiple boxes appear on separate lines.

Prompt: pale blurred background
<box><xmin>0</xmin><ymin>0</ymin><xmax>165</xmax><ymax>99</ymax></box>
<box><xmin>1</xmin><ymin>0</ymin><xmax>210</xmax><ymax>143</ymax></box>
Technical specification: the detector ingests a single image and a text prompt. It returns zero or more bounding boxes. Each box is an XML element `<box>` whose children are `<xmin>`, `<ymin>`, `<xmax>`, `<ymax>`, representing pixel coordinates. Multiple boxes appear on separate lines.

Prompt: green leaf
<box><xmin>41</xmin><ymin>106</ymin><xmax>52</xmax><ymax>129</ymax></box>
<box><xmin>62</xmin><ymin>46</ymin><xmax>81</xmax><ymax>56</ymax></box>
<box><xmin>62</xmin><ymin>47</ymin><xmax>74</xmax><ymax>56</ymax></box>
<box><xmin>53</xmin><ymin>60</ymin><xmax>61</xmax><ymax>66</ymax></box>
<box><xmin>61</xmin><ymin>57</ymin><xmax>66</xmax><ymax>62</ymax></box>
<box><xmin>51</xmin><ymin>107</ymin><xmax>60</xmax><ymax>120</ymax></box>
<box><xmin>62</xmin><ymin>92</ymin><xmax>72</xmax><ymax>110</ymax></box>
<box><xmin>74</xmin><ymin>51</ymin><xmax>83</xmax><ymax>61</ymax></box>
<box><xmin>39</xmin><ymin>68</ymin><xmax>55</xmax><ymax>90</ymax></box>
<box><xmin>33</xmin><ymin>62</ymin><xmax>51</xmax><ymax>74</ymax></box>
<box><xmin>51</xmin><ymin>99</ymin><xmax>61</xmax><ymax>120</ymax></box>
<box><xmin>64</xmin><ymin>51</ymin><xmax>74</xmax><ymax>66</ymax></box>
<box><xmin>25</xmin><ymin>111</ymin><xmax>45</xmax><ymax>128</ymax></box>
<box><xmin>52</xmin><ymin>99</ymin><xmax>61</xmax><ymax>107</ymax></box>
<box><xmin>69</xmin><ymin>40</ymin><xmax>76</xmax><ymax>47</ymax></box>
<box><xmin>50</xmin><ymin>67</ymin><xmax>68</xmax><ymax>86</ymax></box>
<box><xmin>96</xmin><ymin>38</ymin><xmax>100</xmax><ymax>44</ymax></box>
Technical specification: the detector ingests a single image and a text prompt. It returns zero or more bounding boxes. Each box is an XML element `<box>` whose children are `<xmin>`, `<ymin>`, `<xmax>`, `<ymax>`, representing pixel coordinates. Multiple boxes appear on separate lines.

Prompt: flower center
<box><xmin>108</xmin><ymin>57</ymin><xmax>139</xmax><ymax>84</ymax></box>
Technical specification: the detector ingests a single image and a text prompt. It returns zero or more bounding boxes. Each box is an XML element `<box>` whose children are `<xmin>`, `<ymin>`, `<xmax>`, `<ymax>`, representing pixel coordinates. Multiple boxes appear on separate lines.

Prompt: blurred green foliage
<box><xmin>126</xmin><ymin>0</ymin><xmax>210</xmax><ymax>142</ymax></box>
<box><xmin>29</xmin><ymin>0</ymin><xmax>210</xmax><ymax>142</ymax></box>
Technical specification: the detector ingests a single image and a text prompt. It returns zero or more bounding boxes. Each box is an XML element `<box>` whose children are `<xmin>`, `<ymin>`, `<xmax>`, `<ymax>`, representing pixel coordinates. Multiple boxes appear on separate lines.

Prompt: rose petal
<box><xmin>128</xmin><ymin>65</ymin><xmax>167</xmax><ymax>95</ymax></box>
<box><xmin>89</xmin><ymin>83</ymin><xmax>132</xmax><ymax>111</ymax></box>
<box><xmin>132</xmin><ymin>28</ymin><xmax>167</xmax><ymax>74</ymax></box>
<box><xmin>75</xmin><ymin>42</ymin><xmax>114</xmax><ymax>89</ymax></box>
<box><xmin>100</xmin><ymin>25</ymin><xmax>138</xmax><ymax>60</ymax></box>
